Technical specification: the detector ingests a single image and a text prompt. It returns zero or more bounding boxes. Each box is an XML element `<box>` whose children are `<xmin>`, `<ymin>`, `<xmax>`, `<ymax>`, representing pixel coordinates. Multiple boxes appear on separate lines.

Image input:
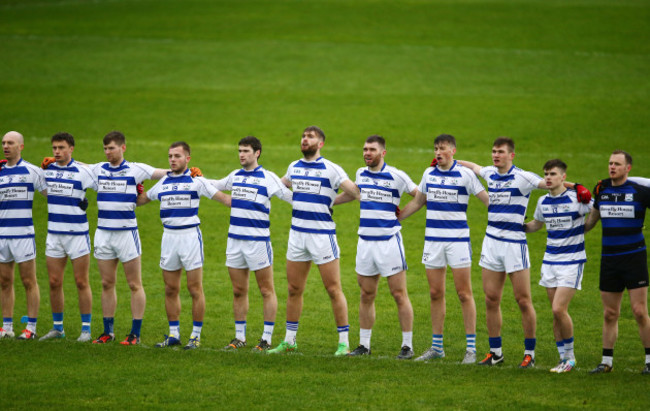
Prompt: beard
<box><xmin>301</xmin><ymin>146</ymin><xmax>318</xmax><ymax>157</ymax></box>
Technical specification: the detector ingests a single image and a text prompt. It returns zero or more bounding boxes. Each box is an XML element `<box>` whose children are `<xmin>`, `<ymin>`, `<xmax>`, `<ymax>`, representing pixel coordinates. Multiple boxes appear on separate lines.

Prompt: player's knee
<box><xmin>456</xmin><ymin>290</ymin><xmax>473</xmax><ymax>304</ymax></box>
<box><xmin>188</xmin><ymin>286</ymin><xmax>203</xmax><ymax>300</ymax></box>
<box><xmin>429</xmin><ymin>287</ymin><xmax>444</xmax><ymax>301</ymax></box>
<box><xmin>164</xmin><ymin>285</ymin><xmax>179</xmax><ymax>297</ymax></box>
<box><xmin>360</xmin><ymin>289</ymin><xmax>376</xmax><ymax>304</ymax></box>
<box><xmin>551</xmin><ymin>305</ymin><xmax>567</xmax><ymax>320</ymax></box>
<box><xmin>232</xmin><ymin>286</ymin><xmax>247</xmax><ymax>299</ymax></box>
<box><xmin>259</xmin><ymin>286</ymin><xmax>275</xmax><ymax>299</ymax></box>
<box><xmin>603</xmin><ymin>306</ymin><xmax>620</xmax><ymax>323</ymax></box>
<box><xmin>631</xmin><ymin>303</ymin><xmax>649</xmax><ymax>323</ymax></box>
<box><xmin>49</xmin><ymin>276</ymin><xmax>63</xmax><ymax>290</ymax></box>
<box><xmin>484</xmin><ymin>292</ymin><xmax>501</xmax><ymax>307</ymax></box>
<box><xmin>21</xmin><ymin>276</ymin><xmax>38</xmax><ymax>290</ymax></box>
<box><xmin>515</xmin><ymin>295</ymin><xmax>532</xmax><ymax>310</ymax></box>
<box><xmin>325</xmin><ymin>284</ymin><xmax>342</xmax><ymax>300</ymax></box>
<box><xmin>287</xmin><ymin>283</ymin><xmax>303</xmax><ymax>297</ymax></box>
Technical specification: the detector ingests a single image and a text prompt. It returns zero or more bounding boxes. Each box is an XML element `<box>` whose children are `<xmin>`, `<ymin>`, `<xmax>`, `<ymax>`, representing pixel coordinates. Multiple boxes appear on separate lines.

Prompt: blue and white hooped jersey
<box><xmin>480</xmin><ymin>165</ymin><xmax>542</xmax><ymax>244</ymax></box>
<box><xmin>533</xmin><ymin>190</ymin><xmax>591</xmax><ymax>265</ymax></box>
<box><xmin>0</xmin><ymin>159</ymin><xmax>47</xmax><ymax>239</ymax></box>
<box><xmin>284</xmin><ymin>157</ymin><xmax>349</xmax><ymax>235</ymax></box>
<box><xmin>356</xmin><ymin>163</ymin><xmax>416</xmax><ymax>241</ymax></box>
<box><xmin>90</xmin><ymin>160</ymin><xmax>155</xmax><ymax>231</ymax></box>
<box><xmin>44</xmin><ymin>159</ymin><xmax>97</xmax><ymax>235</ymax></box>
<box><xmin>593</xmin><ymin>180</ymin><xmax>650</xmax><ymax>257</ymax></box>
<box><xmin>212</xmin><ymin>166</ymin><xmax>291</xmax><ymax>241</ymax></box>
<box><xmin>419</xmin><ymin>161</ymin><xmax>485</xmax><ymax>242</ymax></box>
<box><xmin>147</xmin><ymin>170</ymin><xmax>218</xmax><ymax>230</ymax></box>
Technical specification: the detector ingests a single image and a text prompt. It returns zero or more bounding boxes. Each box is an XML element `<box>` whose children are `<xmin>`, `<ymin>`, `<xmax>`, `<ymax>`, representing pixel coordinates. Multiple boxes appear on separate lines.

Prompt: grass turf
<box><xmin>1</xmin><ymin>0</ymin><xmax>649</xmax><ymax>409</ymax></box>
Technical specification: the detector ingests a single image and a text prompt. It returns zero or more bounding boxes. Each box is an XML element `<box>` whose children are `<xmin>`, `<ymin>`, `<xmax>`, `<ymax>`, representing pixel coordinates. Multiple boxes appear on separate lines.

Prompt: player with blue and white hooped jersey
<box><xmin>460</xmin><ymin>137</ymin><xmax>551</xmax><ymax>368</ymax></box>
<box><xmin>0</xmin><ymin>131</ymin><xmax>48</xmax><ymax>341</ymax></box>
<box><xmin>399</xmin><ymin>134</ymin><xmax>489</xmax><ymax>364</ymax></box>
<box><xmin>268</xmin><ymin>126</ymin><xmax>360</xmax><ymax>356</ymax></box>
<box><xmin>526</xmin><ymin>159</ymin><xmax>592</xmax><ymax>373</ymax></box>
<box><xmin>336</xmin><ymin>135</ymin><xmax>417</xmax><ymax>359</ymax></box>
<box><xmin>39</xmin><ymin>133</ymin><xmax>99</xmax><ymax>343</ymax></box>
<box><xmin>210</xmin><ymin>136</ymin><xmax>292</xmax><ymax>352</ymax></box>
<box><xmin>584</xmin><ymin>151</ymin><xmax>650</xmax><ymax>375</ymax></box>
<box><xmin>138</xmin><ymin>141</ymin><xmax>230</xmax><ymax>350</ymax></box>
<box><xmin>86</xmin><ymin>131</ymin><xmax>168</xmax><ymax>346</ymax></box>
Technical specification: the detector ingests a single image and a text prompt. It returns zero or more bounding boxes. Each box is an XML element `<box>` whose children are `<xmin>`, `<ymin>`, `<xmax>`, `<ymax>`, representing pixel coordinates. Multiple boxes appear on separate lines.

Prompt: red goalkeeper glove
<box><xmin>41</xmin><ymin>157</ymin><xmax>56</xmax><ymax>169</ymax></box>
<box><xmin>430</xmin><ymin>158</ymin><xmax>438</xmax><ymax>167</ymax></box>
<box><xmin>190</xmin><ymin>167</ymin><xmax>203</xmax><ymax>177</ymax></box>
<box><xmin>574</xmin><ymin>183</ymin><xmax>591</xmax><ymax>204</ymax></box>
<box><xmin>136</xmin><ymin>183</ymin><xmax>144</xmax><ymax>195</ymax></box>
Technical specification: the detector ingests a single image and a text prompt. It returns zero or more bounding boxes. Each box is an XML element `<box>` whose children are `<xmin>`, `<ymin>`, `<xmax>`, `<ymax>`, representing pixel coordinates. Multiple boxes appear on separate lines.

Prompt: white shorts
<box><xmin>356</xmin><ymin>233</ymin><xmax>407</xmax><ymax>277</ymax></box>
<box><xmin>540</xmin><ymin>263</ymin><xmax>584</xmax><ymax>290</ymax></box>
<box><xmin>94</xmin><ymin>228</ymin><xmax>141</xmax><ymax>263</ymax></box>
<box><xmin>422</xmin><ymin>240</ymin><xmax>472</xmax><ymax>269</ymax></box>
<box><xmin>46</xmin><ymin>233</ymin><xmax>91</xmax><ymax>260</ymax></box>
<box><xmin>479</xmin><ymin>235</ymin><xmax>530</xmax><ymax>273</ymax></box>
<box><xmin>160</xmin><ymin>227</ymin><xmax>204</xmax><ymax>271</ymax></box>
<box><xmin>226</xmin><ymin>237</ymin><xmax>273</xmax><ymax>270</ymax></box>
<box><xmin>286</xmin><ymin>230</ymin><xmax>339</xmax><ymax>265</ymax></box>
<box><xmin>0</xmin><ymin>237</ymin><xmax>36</xmax><ymax>263</ymax></box>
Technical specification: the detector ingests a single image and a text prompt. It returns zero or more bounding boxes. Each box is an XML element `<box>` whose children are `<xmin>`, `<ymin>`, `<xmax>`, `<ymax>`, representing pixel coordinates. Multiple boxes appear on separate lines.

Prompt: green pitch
<box><xmin>1</xmin><ymin>0</ymin><xmax>649</xmax><ymax>408</ymax></box>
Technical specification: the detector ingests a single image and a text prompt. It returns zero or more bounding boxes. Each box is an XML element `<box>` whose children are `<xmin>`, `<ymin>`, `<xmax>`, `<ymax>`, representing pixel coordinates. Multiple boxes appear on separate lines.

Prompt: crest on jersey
<box><xmin>625</xmin><ymin>193</ymin><xmax>633</xmax><ymax>202</ymax></box>
<box><xmin>56</xmin><ymin>172</ymin><xmax>64</xmax><ymax>179</ymax></box>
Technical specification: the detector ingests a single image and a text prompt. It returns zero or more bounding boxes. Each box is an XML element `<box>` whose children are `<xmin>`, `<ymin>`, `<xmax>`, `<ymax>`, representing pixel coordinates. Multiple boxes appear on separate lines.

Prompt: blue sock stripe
<box><xmin>263</xmin><ymin>321</ymin><xmax>274</xmax><ymax>326</ymax></box>
<box><xmin>563</xmin><ymin>337</ymin><xmax>574</xmax><ymax>344</ymax></box>
<box><xmin>337</xmin><ymin>325</ymin><xmax>350</xmax><ymax>333</ymax></box>
<box><xmin>130</xmin><ymin>319</ymin><xmax>143</xmax><ymax>336</ymax></box>
<box><xmin>489</xmin><ymin>336</ymin><xmax>502</xmax><ymax>349</ymax></box>
<box><xmin>3</xmin><ymin>317</ymin><xmax>12</xmax><ymax>323</ymax></box>
<box><xmin>524</xmin><ymin>338</ymin><xmax>536</xmax><ymax>351</ymax></box>
<box><xmin>52</xmin><ymin>312</ymin><xmax>63</xmax><ymax>322</ymax></box>
<box><xmin>103</xmin><ymin>317</ymin><xmax>114</xmax><ymax>334</ymax></box>
<box><xmin>286</xmin><ymin>321</ymin><xmax>299</xmax><ymax>331</ymax></box>
<box><xmin>193</xmin><ymin>321</ymin><xmax>203</xmax><ymax>327</ymax></box>
<box><xmin>556</xmin><ymin>340</ymin><xmax>564</xmax><ymax>348</ymax></box>
<box><xmin>169</xmin><ymin>321</ymin><xmax>180</xmax><ymax>326</ymax></box>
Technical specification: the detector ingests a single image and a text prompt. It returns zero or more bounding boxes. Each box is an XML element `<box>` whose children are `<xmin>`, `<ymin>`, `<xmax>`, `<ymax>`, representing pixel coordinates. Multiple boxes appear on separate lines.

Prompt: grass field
<box><xmin>1</xmin><ymin>0</ymin><xmax>649</xmax><ymax>409</ymax></box>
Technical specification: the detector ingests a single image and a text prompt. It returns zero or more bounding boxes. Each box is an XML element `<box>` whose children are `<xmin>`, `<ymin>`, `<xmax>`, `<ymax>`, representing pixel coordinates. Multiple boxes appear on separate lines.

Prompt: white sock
<box><xmin>262</xmin><ymin>321</ymin><xmax>274</xmax><ymax>344</ymax></box>
<box><xmin>169</xmin><ymin>324</ymin><xmax>180</xmax><ymax>338</ymax></box>
<box><xmin>359</xmin><ymin>328</ymin><xmax>372</xmax><ymax>349</ymax></box>
<box><xmin>602</xmin><ymin>355</ymin><xmax>613</xmax><ymax>366</ymax></box>
<box><xmin>235</xmin><ymin>321</ymin><xmax>246</xmax><ymax>342</ymax></box>
<box><xmin>191</xmin><ymin>322</ymin><xmax>202</xmax><ymax>339</ymax></box>
<box><xmin>402</xmin><ymin>331</ymin><xmax>413</xmax><ymax>349</ymax></box>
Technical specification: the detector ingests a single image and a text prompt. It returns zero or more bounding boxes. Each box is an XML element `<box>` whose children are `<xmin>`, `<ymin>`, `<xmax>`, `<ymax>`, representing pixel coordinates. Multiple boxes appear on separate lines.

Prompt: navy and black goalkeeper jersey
<box><xmin>593</xmin><ymin>179</ymin><xmax>650</xmax><ymax>257</ymax></box>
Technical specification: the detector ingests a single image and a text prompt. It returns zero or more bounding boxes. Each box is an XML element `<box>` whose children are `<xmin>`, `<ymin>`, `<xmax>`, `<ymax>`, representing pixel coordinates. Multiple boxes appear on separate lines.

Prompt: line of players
<box><xmin>0</xmin><ymin>128</ymin><xmax>648</xmax><ymax>374</ymax></box>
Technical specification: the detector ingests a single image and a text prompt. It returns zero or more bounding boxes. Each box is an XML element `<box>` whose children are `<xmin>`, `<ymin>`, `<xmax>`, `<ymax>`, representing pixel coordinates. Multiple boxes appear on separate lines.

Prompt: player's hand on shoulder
<box><xmin>190</xmin><ymin>167</ymin><xmax>203</xmax><ymax>177</ymax></box>
<box><xmin>574</xmin><ymin>183</ymin><xmax>592</xmax><ymax>204</ymax></box>
<box><xmin>430</xmin><ymin>158</ymin><xmax>438</xmax><ymax>167</ymax></box>
<box><xmin>0</xmin><ymin>159</ymin><xmax>7</xmax><ymax>170</ymax></box>
<box><xmin>41</xmin><ymin>157</ymin><xmax>55</xmax><ymax>169</ymax></box>
<box><xmin>594</xmin><ymin>179</ymin><xmax>611</xmax><ymax>196</ymax></box>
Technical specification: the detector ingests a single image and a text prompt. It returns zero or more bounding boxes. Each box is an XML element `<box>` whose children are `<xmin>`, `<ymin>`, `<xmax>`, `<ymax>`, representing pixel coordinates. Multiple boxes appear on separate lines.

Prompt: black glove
<box><xmin>78</xmin><ymin>198</ymin><xmax>89</xmax><ymax>211</ymax></box>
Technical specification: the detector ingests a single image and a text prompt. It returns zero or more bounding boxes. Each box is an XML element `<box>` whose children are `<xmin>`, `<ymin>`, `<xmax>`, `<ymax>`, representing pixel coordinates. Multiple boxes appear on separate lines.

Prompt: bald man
<box><xmin>0</xmin><ymin>131</ymin><xmax>48</xmax><ymax>340</ymax></box>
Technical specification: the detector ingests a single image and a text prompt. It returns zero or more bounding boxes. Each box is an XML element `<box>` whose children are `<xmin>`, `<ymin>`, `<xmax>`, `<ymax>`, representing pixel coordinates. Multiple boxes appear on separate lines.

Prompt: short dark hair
<box><xmin>51</xmin><ymin>132</ymin><xmax>75</xmax><ymax>147</ymax></box>
<box><xmin>239</xmin><ymin>136</ymin><xmax>262</xmax><ymax>158</ymax></box>
<box><xmin>434</xmin><ymin>134</ymin><xmax>456</xmax><ymax>148</ymax></box>
<box><xmin>103</xmin><ymin>131</ymin><xmax>125</xmax><ymax>146</ymax></box>
<box><xmin>493</xmin><ymin>136</ymin><xmax>515</xmax><ymax>152</ymax></box>
<box><xmin>170</xmin><ymin>141</ymin><xmax>191</xmax><ymax>155</ymax></box>
<box><xmin>303</xmin><ymin>125</ymin><xmax>326</xmax><ymax>141</ymax></box>
<box><xmin>365</xmin><ymin>135</ymin><xmax>385</xmax><ymax>149</ymax></box>
<box><xmin>543</xmin><ymin>159</ymin><xmax>567</xmax><ymax>173</ymax></box>
<box><xmin>612</xmin><ymin>150</ymin><xmax>633</xmax><ymax>165</ymax></box>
